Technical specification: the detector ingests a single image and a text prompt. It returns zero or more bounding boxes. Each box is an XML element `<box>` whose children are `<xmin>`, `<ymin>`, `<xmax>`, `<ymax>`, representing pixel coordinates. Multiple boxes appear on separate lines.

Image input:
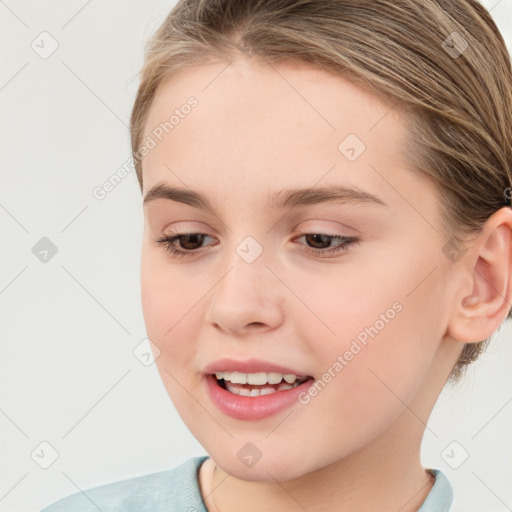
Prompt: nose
<box><xmin>205</xmin><ymin>253</ymin><xmax>285</xmax><ymax>336</ymax></box>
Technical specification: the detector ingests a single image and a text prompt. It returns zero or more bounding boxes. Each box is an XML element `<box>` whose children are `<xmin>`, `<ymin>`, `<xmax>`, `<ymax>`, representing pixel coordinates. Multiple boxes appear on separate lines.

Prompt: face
<box><xmin>139</xmin><ymin>57</ymin><xmax>458</xmax><ymax>482</ymax></box>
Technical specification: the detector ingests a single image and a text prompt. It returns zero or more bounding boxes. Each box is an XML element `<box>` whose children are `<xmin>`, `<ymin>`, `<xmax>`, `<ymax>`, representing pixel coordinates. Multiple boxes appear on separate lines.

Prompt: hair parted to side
<box><xmin>130</xmin><ymin>0</ymin><xmax>512</xmax><ymax>382</ymax></box>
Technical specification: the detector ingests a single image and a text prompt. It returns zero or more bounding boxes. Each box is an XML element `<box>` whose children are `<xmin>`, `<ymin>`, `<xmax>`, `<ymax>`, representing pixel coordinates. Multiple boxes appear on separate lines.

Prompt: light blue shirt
<box><xmin>40</xmin><ymin>456</ymin><xmax>453</xmax><ymax>511</ymax></box>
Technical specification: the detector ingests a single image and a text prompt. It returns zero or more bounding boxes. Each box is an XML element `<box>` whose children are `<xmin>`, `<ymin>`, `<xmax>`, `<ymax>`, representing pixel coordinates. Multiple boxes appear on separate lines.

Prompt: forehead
<box><xmin>140</xmin><ymin>58</ymin><xmax>412</xmax><ymax>203</ymax></box>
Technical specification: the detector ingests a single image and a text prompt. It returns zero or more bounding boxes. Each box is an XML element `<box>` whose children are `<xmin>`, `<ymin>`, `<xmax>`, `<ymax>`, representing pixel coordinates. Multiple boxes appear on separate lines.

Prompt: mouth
<box><xmin>204</xmin><ymin>365</ymin><xmax>316</xmax><ymax>420</ymax></box>
<box><xmin>211</xmin><ymin>371</ymin><xmax>314</xmax><ymax>397</ymax></box>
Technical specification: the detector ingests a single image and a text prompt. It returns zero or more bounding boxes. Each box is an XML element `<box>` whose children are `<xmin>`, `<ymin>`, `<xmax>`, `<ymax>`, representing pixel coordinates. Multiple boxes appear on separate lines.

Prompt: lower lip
<box><xmin>205</xmin><ymin>374</ymin><xmax>314</xmax><ymax>421</ymax></box>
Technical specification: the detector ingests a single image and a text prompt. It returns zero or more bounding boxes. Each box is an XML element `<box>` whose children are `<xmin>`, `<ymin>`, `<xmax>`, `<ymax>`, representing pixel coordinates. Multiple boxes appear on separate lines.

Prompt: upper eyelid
<box><xmin>159</xmin><ymin>218</ymin><xmax>357</xmax><ymax>233</ymax></box>
<box><xmin>161</xmin><ymin>228</ymin><xmax>353</xmax><ymax>238</ymax></box>
<box><xmin>144</xmin><ymin>201</ymin><xmax>370</xmax><ymax>234</ymax></box>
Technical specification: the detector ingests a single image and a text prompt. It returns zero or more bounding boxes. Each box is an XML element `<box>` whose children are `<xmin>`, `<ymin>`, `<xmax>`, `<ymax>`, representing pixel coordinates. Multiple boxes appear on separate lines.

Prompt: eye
<box><xmin>155</xmin><ymin>232</ymin><xmax>217</xmax><ymax>257</ymax></box>
<box><xmin>294</xmin><ymin>233</ymin><xmax>360</xmax><ymax>257</ymax></box>
<box><xmin>154</xmin><ymin>231</ymin><xmax>360</xmax><ymax>259</ymax></box>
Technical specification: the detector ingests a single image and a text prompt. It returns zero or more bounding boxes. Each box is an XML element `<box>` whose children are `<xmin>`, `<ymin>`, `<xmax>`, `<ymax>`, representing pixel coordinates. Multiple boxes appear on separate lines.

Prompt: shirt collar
<box><xmin>417</xmin><ymin>469</ymin><xmax>453</xmax><ymax>511</ymax></box>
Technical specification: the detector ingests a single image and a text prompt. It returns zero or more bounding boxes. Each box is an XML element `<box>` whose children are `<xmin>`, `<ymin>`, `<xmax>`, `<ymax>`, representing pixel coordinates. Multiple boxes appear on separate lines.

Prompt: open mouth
<box><xmin>211</xmin><ymin>371</ymin><xmax>313</xmax><ymax>397</ymax></box>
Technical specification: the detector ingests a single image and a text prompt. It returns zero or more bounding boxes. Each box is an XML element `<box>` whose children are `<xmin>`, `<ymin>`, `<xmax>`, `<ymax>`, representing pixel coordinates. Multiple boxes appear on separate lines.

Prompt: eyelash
<box><xmin>154</xmin><ymin>231</ymin><xmax>360</xmax><ymax>258</ymax></box>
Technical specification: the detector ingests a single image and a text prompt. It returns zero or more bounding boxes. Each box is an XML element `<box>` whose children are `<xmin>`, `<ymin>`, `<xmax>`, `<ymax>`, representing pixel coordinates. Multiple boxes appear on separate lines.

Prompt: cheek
<box><xmin>295</xmin><ymin>251</ymin><xmax>444</xmax><ymax>414</ymax></box>
<box><xmin>141</xmin><ymin>245</ymin><xmax>195</xmax><ymax>333</ymax></box>
<box><xmin>140</xmin><ymin>251</ymin><xmax>200</xmax><ymax>370</ymax></box>
<box><xmin>289</xmin><ymin>307</ymin><xmax>434</xmax><ymax>462</ymax></box>
<box><xmin>141</xmin><ymin>264</ymin><xmax>200</xmax><ymax>410</ymax></box>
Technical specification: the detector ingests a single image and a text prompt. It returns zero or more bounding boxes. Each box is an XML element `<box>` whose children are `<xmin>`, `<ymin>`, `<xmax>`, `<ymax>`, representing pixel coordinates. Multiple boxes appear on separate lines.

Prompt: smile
<box><xmin>215</xmin><ymin>371</ymin><xmax>309</xmax><ymax>396</ymax></box>
<box><xmin>205</xmin><ymin>372</ymin><xmax>314</xmax><ymax>420</ymax></box>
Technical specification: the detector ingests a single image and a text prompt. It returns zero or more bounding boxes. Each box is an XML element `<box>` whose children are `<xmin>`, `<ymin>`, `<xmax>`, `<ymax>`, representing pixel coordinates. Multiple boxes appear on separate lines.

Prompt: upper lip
<box><xmin>204</xmin><ymin>357</ymin><xmax>311</xmax><ymax>377</ymax></box>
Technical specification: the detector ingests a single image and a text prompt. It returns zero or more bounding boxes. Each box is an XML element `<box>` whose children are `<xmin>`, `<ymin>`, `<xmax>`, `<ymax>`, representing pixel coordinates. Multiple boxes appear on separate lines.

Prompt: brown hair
<box><xmin>130</xmin><ymin>0</ymin><xmax>512</xmax><ymax>381</ymax></box>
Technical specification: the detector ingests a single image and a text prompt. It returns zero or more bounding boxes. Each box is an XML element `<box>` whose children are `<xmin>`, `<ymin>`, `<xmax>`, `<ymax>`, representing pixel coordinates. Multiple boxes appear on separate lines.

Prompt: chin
<box><xmin>216</xmin><ymin>455</ymin><xmax>312</xmax><ymax>482</ymax></box>
<box><xmin>205</xmin><ymin>441</ymin><xmax>337</xmax><ymax>483</ymax></box>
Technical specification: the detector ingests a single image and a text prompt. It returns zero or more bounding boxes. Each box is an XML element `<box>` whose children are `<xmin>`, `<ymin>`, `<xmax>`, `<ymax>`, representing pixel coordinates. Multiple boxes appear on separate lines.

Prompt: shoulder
<box><xmin>40</xmin><ymin>455</ymin><xmax>209</xmax><ymax>512</ymax></box>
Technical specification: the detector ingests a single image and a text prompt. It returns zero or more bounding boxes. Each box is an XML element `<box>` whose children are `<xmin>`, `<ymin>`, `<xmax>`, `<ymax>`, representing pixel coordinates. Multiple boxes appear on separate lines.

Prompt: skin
<box><xmin>139</xmin><ymin>57</ymin><xmax>512</xmax><ymax>512</ymax></box>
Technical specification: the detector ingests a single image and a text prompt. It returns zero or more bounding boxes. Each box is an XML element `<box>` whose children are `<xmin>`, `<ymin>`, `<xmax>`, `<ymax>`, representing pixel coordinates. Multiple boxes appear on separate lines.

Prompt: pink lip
<box><xmin>205</xmin><ymin>374</ymin><xmax>314</xmax><ymax>420</ymax></box>
<box><xmin>203</xmin><ymin>357</ymin><xmax>310</xmax><ymax>376</ymax></box>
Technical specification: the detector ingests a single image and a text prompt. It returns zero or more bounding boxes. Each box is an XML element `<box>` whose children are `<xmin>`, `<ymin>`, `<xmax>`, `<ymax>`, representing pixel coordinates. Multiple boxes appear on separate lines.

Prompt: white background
<box><xmin>1</xmin><ymin>1</ymin><xmax>511</xmax><ymax>511</ymax></box>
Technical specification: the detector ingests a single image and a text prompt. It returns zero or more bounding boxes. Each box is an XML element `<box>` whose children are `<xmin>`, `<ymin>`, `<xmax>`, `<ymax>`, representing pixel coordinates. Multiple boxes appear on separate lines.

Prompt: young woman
<box><xmin>41</xmin><ymin>0</ymin><xmax>512</xmax><ymax>510</ymax></box>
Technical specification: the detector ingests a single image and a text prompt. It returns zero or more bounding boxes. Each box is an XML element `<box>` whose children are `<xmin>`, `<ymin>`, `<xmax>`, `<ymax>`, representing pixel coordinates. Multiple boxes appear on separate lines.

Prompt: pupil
<box><xmin>181</xmin><ymin>233</ymin><xmax>204</xmax><ymax>250</ymax></box>
<box><xmin>306</xmin><ymin>234</ymin><xmax>330</xmax><ymax>249</ymax></box>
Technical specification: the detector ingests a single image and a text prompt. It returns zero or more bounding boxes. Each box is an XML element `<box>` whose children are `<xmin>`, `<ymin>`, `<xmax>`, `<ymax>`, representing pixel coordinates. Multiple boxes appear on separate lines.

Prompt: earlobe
<box><xmin>447</xmin><ymin>209</ymin><xmax>512</xmax><ymax>344</ymax></box>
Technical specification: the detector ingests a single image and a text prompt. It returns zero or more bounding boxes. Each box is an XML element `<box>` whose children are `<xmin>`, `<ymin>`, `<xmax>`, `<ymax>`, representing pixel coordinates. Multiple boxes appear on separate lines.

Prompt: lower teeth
<box><xmin>219</xmin><ymin>378</ymin><xmax>303</xmax><ymax>396</ymax></box>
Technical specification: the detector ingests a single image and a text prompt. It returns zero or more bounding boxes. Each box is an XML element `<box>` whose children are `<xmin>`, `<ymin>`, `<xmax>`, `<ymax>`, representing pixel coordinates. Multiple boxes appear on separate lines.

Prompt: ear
<box><xmin>447</xmin><ymin>206</ymin><xmax>512</xmax><ymax>344</ymax></box>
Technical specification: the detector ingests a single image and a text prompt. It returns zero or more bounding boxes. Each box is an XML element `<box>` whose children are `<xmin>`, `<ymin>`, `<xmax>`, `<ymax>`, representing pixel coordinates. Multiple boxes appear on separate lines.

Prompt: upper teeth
<box><xmin>215</xmin><ymin>371</ymin><xmax>303</xmax><ymax>385</ymax></box>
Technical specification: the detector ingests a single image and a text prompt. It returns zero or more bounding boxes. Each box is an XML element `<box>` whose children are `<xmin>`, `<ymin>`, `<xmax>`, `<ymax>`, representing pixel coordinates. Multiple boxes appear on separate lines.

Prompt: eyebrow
<box><xmin>143</xmin><ymin>183</ymin><xmax>387</xmax><ymax>212</ymax></box>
